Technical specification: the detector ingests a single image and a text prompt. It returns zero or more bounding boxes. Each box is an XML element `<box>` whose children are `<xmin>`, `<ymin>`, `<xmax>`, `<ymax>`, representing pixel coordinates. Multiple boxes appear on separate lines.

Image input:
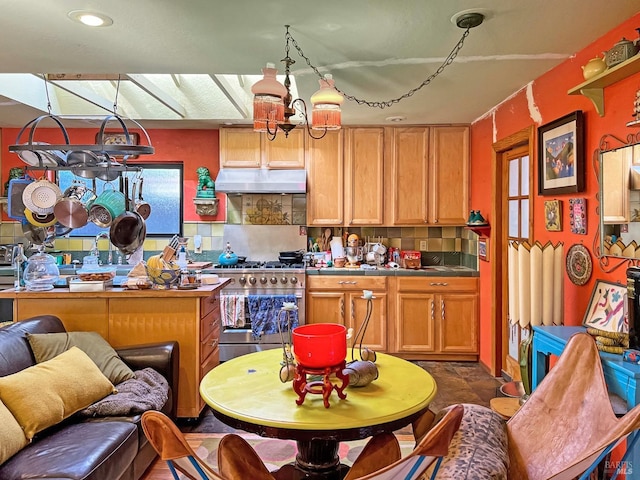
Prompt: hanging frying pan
<box><xmin>109</xmin><ymin>176</ymin><xmax>147</xmax><ymax>256</ymax></box>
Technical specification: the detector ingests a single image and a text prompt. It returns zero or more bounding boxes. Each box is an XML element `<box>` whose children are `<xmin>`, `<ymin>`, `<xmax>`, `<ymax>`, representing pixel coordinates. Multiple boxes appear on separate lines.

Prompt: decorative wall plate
<box><xmin>566</xmin><ymin>244</ymin><xmax>592</xmax><ymax>286</ymax></box>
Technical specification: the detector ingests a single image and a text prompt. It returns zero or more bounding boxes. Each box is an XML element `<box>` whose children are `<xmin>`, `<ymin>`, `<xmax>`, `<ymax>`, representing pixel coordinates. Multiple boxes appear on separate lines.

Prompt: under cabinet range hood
<box><xmin>215</xmin><ymin>168</ymin><xmax>307</xmax><ymax>194</ymax></box>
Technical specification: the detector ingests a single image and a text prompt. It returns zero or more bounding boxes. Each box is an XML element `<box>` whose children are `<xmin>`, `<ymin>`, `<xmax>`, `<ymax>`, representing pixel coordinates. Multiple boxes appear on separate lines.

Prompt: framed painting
<box><xmin>538</xmin><ymin>110</ymin><xmax>584</xmax><ymax>195</ymax></box>
<box><xmin>582</xmin><ymin>280</ymin><xmax>628</xmax><ymax>334</ymax></box>
<box><xmin>544</xmin><ymin>200</ymin><xmax>562</xmax><ymax>231</ymax></box>
<box><xmin>478</xmin><ymin>237</ymin><xmax>489</xmax><ymax>262</ymax></box>
<box><xmin>569</xmin><ymin>198</ymin><xmax>587</xmax><ymax>235</ymax></box>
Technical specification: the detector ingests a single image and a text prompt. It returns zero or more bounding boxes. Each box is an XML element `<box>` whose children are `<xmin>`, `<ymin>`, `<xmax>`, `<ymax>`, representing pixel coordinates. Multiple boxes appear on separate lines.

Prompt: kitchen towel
<box><xmin>221</xmin><ymin>295</ymin><xmax>246</xmax><ymax>328</ymax></box>
<box><xmin>248</xmin><ymin>294</ymin><xmax>298</xmax><ymax>339</ymax></box>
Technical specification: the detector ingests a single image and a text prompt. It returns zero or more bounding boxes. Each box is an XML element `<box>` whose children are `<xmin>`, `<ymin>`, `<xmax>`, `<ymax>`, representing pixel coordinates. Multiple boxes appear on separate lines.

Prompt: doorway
<box><xmin>490</xmin><ymin>126</ymin><xmax>534</xmax><ymax>377</ymax></box>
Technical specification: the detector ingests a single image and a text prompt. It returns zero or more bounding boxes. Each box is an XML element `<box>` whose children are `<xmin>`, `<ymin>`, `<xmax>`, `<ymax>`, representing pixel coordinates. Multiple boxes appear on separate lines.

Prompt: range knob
<box><xmin>270</xmin><ymin>277</ymin><xmax>278</xmax><ymax>284</ymax></box>
<box><xmin>249</xmin><ymin>277</ymin><xmax>257</xmax><ymax>285</ymax></box>
<box><xmin>238</xmin><ymin>277</ymin><xmax>247</xmax><ymax>285</ymax></box>
<box><xmin>260</xmin><ymin>276</ymin><xmax>267</xmax><ymax>284</ymax></box>
<box><xmin>280</xmin><ymin>277</ymin><xmax>288</xmax><ymax>284</ymax></box>
<box><xmin>290</xmin><ymin>276</ymin><xmax>298</xmax><ymax>284</ymax></box>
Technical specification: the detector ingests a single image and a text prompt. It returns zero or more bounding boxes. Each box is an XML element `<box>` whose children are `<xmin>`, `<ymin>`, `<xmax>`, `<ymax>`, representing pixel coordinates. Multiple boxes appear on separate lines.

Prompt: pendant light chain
<box><xmin>41</xmin><ymin>73</ymin><xmax>53</xmax><ymax>115</ymax></box>
<box><xmin>286</xmin><ymin>26</ymin><xmax>473</xmax><ymax>109</ymax></box>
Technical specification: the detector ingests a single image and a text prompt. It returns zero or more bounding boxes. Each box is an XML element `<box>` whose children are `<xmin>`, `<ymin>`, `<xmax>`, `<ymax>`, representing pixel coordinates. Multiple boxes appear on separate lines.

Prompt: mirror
<box><xmin>597</xmin><ymin>135</ymin><xmax>640</xmax><ymax>263</ymax></box>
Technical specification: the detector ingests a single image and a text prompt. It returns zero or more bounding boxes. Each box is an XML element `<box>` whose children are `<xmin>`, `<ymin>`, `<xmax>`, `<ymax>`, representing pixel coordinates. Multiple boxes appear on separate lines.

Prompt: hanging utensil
<box><xmin>134</xmin><ymin>177</ymin><xmax>151</xmax><ymax>220</ymax></box>
<box><xmin>109</xmin><ymin>176</ymin><xmax>147</xmax><ymax>256</ymax></box>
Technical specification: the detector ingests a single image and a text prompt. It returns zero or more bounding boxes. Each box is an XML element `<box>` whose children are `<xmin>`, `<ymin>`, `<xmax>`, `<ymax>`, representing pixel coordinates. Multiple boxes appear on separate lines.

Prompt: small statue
<box><xmin>4</xmin><ymin>167</ymin><xmax>24</xmax><ymax>196</ymax></box>
<box><xmin>196</xmin><ymin>167</ymin><xmax>215</xmax><ymax>198</ymax></box>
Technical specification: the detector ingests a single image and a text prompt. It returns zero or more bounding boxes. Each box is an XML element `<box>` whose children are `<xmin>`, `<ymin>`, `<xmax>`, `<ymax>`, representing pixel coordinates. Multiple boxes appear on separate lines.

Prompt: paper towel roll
<box><xmin>330</xmin><ymin>236</ymin><xmax>345</xmax><ymax>259</ymax></box>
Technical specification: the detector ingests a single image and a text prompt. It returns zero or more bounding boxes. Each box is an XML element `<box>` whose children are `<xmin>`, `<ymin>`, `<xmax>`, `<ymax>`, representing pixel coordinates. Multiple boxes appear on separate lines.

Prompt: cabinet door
<box><xmin>306</xmin><ymin>291</ymin><xmax>345</xmax><ymax>325</ymax></box>
<box><xmin>387</xmin><ymin>127</ymin><xmax>429</xmax><ymax>224</ymax></box>
<box><xmin>344</xmin><ymin>127</ymin><xmax>385</xmax><ymax>225</ymax></box>
<box><xmin>263</xmin><ymin>128</ymin><xmax>305</xmax><ymax>168</ymax></box>
<box><xmin>306</xmin><ymin>130</ymin><xmax>344</xmax><ymax>225</ymax></box>
<box><xmin>220</xmin><ymin>128</ymin><xmax>261</xmax><ymax>168</ymax></box>
<box><xmin>438</xmin><ymin>293</ymin><xmax>478</xmax><ymax>353</ymax></box>
<box><xmin>429</xmin><ymin>126</ymin><xmax>470</xmax><ymax>224</ymax></box>
<box><xmin>347</xmin><ymin>292</ymin><xmax>387</xmax><ymax>354</ymax></box>
<box><xmin>393</xmin><ymin>292</ymin><xmax>436</xmax><ymax>353</ymax></box>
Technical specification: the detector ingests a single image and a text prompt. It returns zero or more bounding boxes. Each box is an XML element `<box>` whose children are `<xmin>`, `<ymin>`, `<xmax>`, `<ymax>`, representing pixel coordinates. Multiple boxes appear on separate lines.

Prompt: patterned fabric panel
<box><xmin>425</xmin><ymin>403</ymin><xmax>509</xmax><ymax>480</ymax></box>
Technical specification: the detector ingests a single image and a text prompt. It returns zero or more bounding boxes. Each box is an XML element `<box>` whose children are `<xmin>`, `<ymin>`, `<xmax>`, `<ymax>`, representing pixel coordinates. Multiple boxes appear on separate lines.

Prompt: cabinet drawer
<box><xmin>307</xmin><ymin>276</ymin><xmax>387</xmax><ymax>291</ymax></box>
<box><xmin>201</xmin><ymin>293</ymin><xmax>220</xmax><ymax>318</ymax></box>
<box><xmin>200</xmin><ymin>327</ymin><xmax>220</xmax><ymax>362</ymax></box>
<box><xmin>396</xmin><ymin>276</ymin><xmax>477</xmax><ymax>292</ymax></box>
<box><xmin>200</xmin><ymin>346</ymin><xmax>220</xmax><ymax>379</ymax></box>
<box><xmin>200</xmin><ymin>309</ymin><xmax>220</xmax><ymax>339</ymax></box>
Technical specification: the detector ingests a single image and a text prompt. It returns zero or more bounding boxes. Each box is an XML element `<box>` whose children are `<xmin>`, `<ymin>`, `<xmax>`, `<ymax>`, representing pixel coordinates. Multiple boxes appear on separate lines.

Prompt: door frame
<box><xmin>489</xmin><ymin>126</ymin><xmax>534</xmax><ymax>376</ymax></box>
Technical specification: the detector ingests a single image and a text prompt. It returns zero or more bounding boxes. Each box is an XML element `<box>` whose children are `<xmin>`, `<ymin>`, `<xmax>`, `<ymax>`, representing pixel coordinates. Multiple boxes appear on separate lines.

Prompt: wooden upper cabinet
<box><xmin>219</xmin><ymin>127</ymin><xmax>305</xmax><ymax>169</ymax></box>
<box><xmin>429</xmin><ymin>126</ymin><xmax>470</xmax><ymax>225</ymax></box>
<box><xmin>220</xmin><ymin>128</ymin><xmax>261</xmax><ymax>168</ymax></box>
<box><xmin>387</xmin><ymin>127</ymin><xmax>429</xmax><ymax>224</ymax></box>
<box><xmin>306</xmin><ymin>130</ymin><xmax>344</xmax><ymax>225</ymax></box>
<box><xmin>344</xmin><ymin>127</ymin><xmax>385</xmax><ymax>225</ymax></box>
<box><xmin>263</xmin><ymin>129</ymin><xmax>305</xmax><ymax>168</ymax></box>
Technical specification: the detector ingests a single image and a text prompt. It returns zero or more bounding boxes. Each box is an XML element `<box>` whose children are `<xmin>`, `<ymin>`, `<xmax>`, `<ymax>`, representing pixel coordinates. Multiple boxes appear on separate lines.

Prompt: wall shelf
<box><xmin>568</xmin><ymin>54</ymin><xmax>640</xmax><ymax>117</ymax></box>
<box><xmin>465</xmin><ymin>224</ymin><xmax>491</xmax><ymax>237</ymax></box>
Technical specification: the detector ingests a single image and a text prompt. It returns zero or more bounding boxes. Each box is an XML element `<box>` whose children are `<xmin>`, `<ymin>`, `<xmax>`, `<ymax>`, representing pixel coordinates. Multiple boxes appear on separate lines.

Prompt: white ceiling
<box><xmin>0</xmin><ymin>0</ymin><xmax>638</xmax><ymax>130</ymax></box>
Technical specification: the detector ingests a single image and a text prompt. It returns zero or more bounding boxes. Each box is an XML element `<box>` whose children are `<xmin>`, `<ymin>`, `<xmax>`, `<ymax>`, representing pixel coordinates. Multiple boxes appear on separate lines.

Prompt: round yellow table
<box><xmin>200</xmin><ymin>349</ymin><xmax>437</xmax><ymax>479</ymax></box>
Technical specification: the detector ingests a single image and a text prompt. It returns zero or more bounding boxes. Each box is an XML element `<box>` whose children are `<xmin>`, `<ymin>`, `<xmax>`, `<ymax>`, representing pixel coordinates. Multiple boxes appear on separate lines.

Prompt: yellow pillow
<box><xmin>0</xmin><ymin>347</ymin><xmax>116</xmax><ymax>439</ymax></box>
<box><xmin>0</xmin><ymin>398</ymin><xmax>27</xmax><ymax>465</ymax></box>
<box><xmin>27</xmin><ymin>331</ymin><xmax>135</xmax><ymax>385</ymax></box>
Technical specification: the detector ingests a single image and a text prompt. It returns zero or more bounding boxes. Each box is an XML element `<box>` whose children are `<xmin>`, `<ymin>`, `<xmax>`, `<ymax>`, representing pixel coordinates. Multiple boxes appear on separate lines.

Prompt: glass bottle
<box><xmin>12</xmin><ymin>243</ymin><xmax>27</xmax><ymax>290</ymax></box>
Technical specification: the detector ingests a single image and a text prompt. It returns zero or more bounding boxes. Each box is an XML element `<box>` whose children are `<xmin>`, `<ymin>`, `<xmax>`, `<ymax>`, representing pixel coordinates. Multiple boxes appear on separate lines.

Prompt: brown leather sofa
<box><xmin>0</xmin><ymin>315</ymin><xmax>179</xmax><ymax>480</ymax></box>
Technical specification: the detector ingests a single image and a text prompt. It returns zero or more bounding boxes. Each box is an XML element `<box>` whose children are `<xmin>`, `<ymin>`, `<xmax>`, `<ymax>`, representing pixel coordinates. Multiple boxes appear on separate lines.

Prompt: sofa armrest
<box><xmin>115</xmin><ymin>341</ymin><xmax>179</xmax><ymax>416</ymax></box>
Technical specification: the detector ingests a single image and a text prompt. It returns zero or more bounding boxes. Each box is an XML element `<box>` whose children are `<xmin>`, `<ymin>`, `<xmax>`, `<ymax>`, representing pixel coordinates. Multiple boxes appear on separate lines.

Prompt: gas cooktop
<box><xmin>211</xmin><ymin>261</ymin><xmax>305</xmax><ymax>270</ymax></box>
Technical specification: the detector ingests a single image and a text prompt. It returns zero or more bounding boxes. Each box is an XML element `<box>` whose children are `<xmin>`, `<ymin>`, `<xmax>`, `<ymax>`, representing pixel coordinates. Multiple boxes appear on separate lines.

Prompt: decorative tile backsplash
<box><xmin>1</xmin><ymin>193</ymin><xmax>478</xmax><ymax>267</ymax></box>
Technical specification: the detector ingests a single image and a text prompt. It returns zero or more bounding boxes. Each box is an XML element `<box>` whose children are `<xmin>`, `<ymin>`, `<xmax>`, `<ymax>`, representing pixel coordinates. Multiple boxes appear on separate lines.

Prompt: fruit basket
<box><xmin>145</xmin><ymin>255</ymin><xmax>180</xmax><ymax>288</ymax></box>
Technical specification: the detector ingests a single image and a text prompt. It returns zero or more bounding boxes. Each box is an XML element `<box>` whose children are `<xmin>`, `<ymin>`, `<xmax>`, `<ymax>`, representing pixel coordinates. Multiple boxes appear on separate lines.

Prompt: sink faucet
<box><xmin>91</xmin><ymin>232</ymin><xmax>113</xmax><ymax>265</ymax></box>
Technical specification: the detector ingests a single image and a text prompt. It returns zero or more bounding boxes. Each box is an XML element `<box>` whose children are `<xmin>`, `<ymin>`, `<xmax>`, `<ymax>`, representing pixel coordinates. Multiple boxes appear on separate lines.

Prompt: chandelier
<box><xmin>251</xmin><ymin>13</ymin><xmax>485</xmax><ymax>141</ymax></box>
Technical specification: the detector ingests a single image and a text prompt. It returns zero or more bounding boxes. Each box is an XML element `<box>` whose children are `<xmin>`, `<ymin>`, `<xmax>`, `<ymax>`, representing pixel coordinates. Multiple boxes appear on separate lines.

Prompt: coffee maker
<box><xmin>626</xmin><ymin>267</ymin><xmax>640</xmax><ymax>349</ymax></box>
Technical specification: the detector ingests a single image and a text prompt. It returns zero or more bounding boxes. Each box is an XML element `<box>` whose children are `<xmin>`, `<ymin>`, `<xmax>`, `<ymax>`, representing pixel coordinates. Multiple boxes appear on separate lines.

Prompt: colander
<box><xmin>22</xmin><ymin>178</ymin><xmax>61</xmax><ymax>215</ymax></box>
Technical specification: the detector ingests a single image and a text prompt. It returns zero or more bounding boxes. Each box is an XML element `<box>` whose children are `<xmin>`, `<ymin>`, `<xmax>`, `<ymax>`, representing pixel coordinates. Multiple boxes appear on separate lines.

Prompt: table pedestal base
<box><xmin>274</xmin><ymin>438</ymin><xmax>349</xmax><ymax>479</ymax></box>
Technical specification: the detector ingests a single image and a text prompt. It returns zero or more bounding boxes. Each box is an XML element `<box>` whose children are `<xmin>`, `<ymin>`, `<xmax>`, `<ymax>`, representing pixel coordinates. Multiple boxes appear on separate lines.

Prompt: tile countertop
<box><xmin>305</xmin><ymin>265</ymin><xmax>479</xmax><ymax>277</ymax></box>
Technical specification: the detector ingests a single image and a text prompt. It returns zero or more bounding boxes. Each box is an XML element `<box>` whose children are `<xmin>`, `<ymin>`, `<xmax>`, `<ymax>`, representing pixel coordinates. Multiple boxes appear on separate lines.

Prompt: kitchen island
<box><xmin>0</xmin><ymin>281</ymin><xmax>229</xmax><ymax>419</ymax></box>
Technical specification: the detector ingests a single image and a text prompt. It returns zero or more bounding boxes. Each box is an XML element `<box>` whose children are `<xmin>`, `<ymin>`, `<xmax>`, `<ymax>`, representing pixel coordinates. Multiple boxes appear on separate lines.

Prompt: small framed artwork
<box><xmin>569</xmin><ymin>198</ymin><xmax>587</xmax><ymax>235</ymax></box>
<box><xmin>582</xmin><ymin>280</ymin><xmax>628</xmax><ymax>334</ymax></box>
<box><xmin>544</xmin><ymin>200</ymin><xmax>562</xmax><ymax>231</ymax></box>
<box><xmin>538</xmin><ymin>110</ymin><xmax>585</xmax><ymax>195</ymax></box>
<box><xmin>478</xmin><ymin>237</ymin><xmax>489</xmax><ymax>262</ymax></box>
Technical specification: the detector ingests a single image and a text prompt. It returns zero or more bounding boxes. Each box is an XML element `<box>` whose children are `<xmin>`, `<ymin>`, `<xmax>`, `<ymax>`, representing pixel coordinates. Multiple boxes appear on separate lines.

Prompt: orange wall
<box><xmin>472</xmin><ymin>13</ymin><xmax>640</xmax><ymax>369</ymax></box>
<box><xmin>1</xmin><ymin>127</ymin><xmax>226</xmax><ymax>222</ymax></box>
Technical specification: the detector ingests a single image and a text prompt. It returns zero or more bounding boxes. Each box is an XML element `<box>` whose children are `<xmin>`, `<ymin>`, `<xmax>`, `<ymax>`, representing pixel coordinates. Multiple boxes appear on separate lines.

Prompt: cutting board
<box><xmin>188</xmin><ymin>261</ymin><xmax>213</xmax><ymax>269</ymax></box>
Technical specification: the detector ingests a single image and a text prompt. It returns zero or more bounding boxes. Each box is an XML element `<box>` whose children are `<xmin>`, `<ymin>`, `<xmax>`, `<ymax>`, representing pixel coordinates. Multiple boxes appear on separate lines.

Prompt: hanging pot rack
<box><xmin>8</xmin><ymin>113</ymin><xmax>154</xmax><ymax>171</ymax></box>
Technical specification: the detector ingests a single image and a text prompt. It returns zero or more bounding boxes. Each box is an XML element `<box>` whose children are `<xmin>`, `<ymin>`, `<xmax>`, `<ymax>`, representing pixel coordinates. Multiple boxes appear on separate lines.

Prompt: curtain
<box><xmin>508</xmin><ymin>240</ymin><xmax>564</xmax><ymax>327</ymax></box>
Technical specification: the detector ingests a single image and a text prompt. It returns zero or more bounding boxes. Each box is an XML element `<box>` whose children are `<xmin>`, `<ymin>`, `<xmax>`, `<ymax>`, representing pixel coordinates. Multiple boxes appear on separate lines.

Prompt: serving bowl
<box><xmin>292</xmin><ymin>323</ymin><xmax>347</xmax><ymax>368</ymax></box>
<box><xmin>145</xmin><ymin>263</ymin><xmax>180</xmax><ymax>288</ymax></box>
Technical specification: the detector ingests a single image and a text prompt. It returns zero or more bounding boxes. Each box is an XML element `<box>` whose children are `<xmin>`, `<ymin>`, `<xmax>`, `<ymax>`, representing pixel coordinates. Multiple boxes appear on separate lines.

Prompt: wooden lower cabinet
<box><xmin>306</xmin><ymin>276</ymin><xmax>387</xmax><ymax>354</ymax></box>
<box><xmin>389</xmin><ymin>277</ymin><xmax>478</xmax><ymax>360</ymax></box>
<box><xmin>9</xmin><ymin>287</ymin><xmax>223</xmax><ymax>419</ymax></box>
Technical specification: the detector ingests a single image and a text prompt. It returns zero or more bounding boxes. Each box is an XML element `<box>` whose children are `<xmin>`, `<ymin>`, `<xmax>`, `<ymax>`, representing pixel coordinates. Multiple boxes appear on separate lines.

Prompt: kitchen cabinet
<box><xmin>306</xmin><ymin>276</ymin><xmax>387</xmax><ymax>354</ymax></box>
<box><xmin>2</xmin><ymin>284</ymin><xmax>226</xmax><ymax>419</ymax></box>
<box><xmin>306</xmin><ymin>130</ymin><xmax>344</xmax><ymax>225</ymax></box>
<box><xmin>390</xmin><ymin>276</ymin><xmax>478</xmax><ymax>360</ymax></box>
<box><xmin>386</xmin><ymin>125</ymin><xmax>469</xmax><ymax>225</ymax></box>
<box><xmin>219</xmin><ymin>127</ymin><xmax>305</xmax><ymax>169</ymax></box>
<box><xmin>344</xmin><ymin>127</ymin><xmax>385</xmax><ymax>225</ymax></box>
<box><xmin>307</xmin><ymin>128</ymin><xmax>385</xmax><ymax>226</ymax></box>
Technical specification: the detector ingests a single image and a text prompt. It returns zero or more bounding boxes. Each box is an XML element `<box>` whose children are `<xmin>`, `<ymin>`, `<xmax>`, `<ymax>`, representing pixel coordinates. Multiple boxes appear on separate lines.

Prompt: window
<box><xmin>57</xmin><ymin>163</ymin><xmax>183</xmax><ymax>237</ymax></box>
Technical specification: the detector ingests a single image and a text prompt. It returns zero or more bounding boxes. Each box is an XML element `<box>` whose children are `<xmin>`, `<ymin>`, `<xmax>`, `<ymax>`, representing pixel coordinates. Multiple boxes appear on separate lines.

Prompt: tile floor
<box><xmin>179</xmin><ymin>361</ymin><xmax>504</xmax><ymax>433</ymax></box>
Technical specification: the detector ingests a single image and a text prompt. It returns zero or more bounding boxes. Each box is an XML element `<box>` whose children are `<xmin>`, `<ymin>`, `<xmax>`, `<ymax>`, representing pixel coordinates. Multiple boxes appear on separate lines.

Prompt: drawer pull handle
<box><xmin>337</xmin><ymin>281</ymin><xmax>358</xmax><ymax>285</ymax></box>
<box><xmin>429</xmin><ymin>282</ymin><xmax>449</xmax><ymax>286</ymax></box>
<box><xmin>210</xmin><ymin>339</ymin><xmax>218</xmax><ymax>348</ymax></box>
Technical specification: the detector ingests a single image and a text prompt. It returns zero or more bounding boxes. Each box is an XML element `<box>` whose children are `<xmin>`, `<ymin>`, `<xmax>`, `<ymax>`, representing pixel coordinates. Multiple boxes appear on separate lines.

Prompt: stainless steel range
<box><xmin>211</xmin><ymin>261</ymin><xmax>306</xmax><ymax>362</ymax></box>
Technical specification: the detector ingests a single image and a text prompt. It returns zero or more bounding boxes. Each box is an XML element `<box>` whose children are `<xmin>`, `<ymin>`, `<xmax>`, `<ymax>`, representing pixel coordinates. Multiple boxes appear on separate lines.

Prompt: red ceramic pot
<box><xmin>292</xmin><ymin>323</ymin><xmax>347</xmax><ymax>368</ymax></box>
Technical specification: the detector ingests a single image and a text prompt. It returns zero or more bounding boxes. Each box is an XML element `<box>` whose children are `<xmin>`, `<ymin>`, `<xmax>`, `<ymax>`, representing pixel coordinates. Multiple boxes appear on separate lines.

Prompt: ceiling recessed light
<box><xmin>385</xmin><ymin>116</ymin><xmax>406</xmax><ymax>123</ymax></box>
<box><xmin>67</xmin><ymin>10</ymin><xmax>113</xmax><ymax>27</ymax></box>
